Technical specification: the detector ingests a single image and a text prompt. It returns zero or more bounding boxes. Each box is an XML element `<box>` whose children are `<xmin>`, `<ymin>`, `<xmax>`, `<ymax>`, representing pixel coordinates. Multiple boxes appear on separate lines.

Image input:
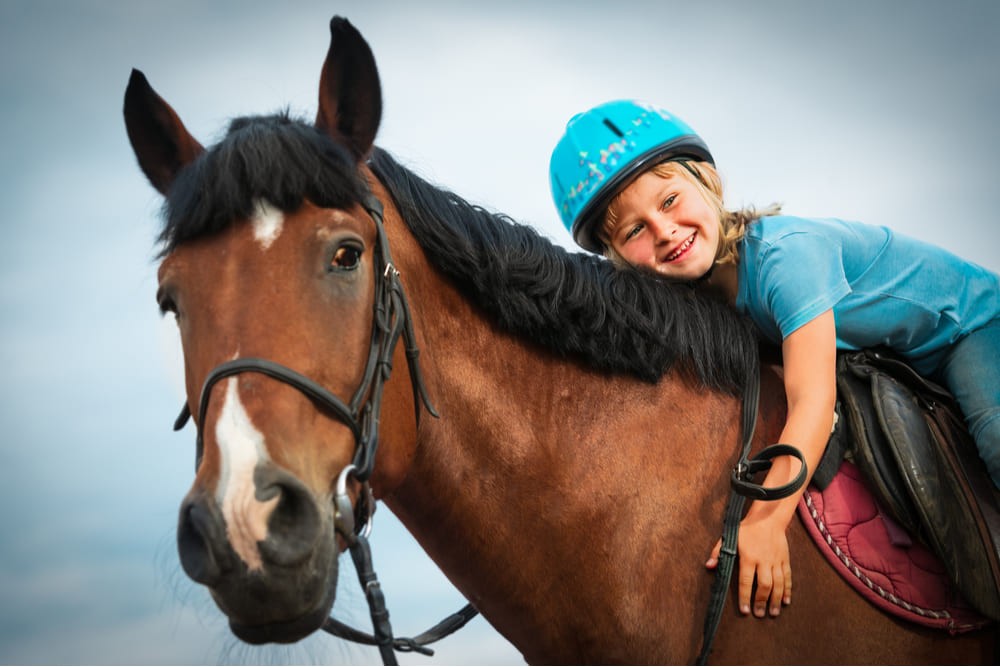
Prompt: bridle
<box><xmin>171</xmin><ymin>189</ymin><xmax>477</xmax><ymax>664</ymax></box>
<box><xmin>167</xmin><ymin>185</ymin><xmax>806</xmax><ymax>665</ymax></box>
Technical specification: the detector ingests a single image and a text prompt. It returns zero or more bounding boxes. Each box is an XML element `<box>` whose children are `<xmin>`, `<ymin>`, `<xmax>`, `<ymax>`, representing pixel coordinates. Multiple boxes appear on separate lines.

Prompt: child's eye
<box><xmin>624</xmin><ymin>222</ymin><xmax>644</xmax><ymax>240</ymax></box>
<box><xmin>662</xmin><ymin>194</ymin><xmax>677</xmax><ymax>210</ymax></box>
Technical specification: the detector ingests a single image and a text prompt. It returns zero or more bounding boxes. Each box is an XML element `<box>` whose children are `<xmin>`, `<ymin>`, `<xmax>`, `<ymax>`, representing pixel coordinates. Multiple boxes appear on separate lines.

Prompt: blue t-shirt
<box><xmin>735</xmin><ymin>216</ymin><xmax>1000</xmax><ymax>375</ymax></box>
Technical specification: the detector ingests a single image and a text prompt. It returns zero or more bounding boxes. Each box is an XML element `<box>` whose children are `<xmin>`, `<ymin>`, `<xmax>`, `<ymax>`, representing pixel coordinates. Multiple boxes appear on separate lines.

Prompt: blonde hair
<box><xmin>600</xmin><ymin>160</ymin><xmax>780</xmax><ymax>268</ymax></box>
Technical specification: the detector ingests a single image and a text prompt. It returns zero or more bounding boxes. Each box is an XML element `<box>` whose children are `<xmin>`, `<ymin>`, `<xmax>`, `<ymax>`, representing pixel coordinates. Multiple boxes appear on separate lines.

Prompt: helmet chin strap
<box><xmin>675</xmin><ymin>158</ymin><xmax>710</xmax><ymax>189</ymax></box>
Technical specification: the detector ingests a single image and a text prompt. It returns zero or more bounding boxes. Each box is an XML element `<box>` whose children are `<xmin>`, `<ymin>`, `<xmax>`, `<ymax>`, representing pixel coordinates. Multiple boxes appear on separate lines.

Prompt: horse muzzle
<box><xmin>176</xmin><ymin>463</ymin><xmax>339</xmax><ymax>643</ymax></box>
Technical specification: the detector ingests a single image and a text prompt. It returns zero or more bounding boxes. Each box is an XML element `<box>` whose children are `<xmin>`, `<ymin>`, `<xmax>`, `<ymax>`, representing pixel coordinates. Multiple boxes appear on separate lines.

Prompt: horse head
<box><xmin>124</xmin><ymin>17</ymin><xmax>409</xmax><ymax>644</ymax></box>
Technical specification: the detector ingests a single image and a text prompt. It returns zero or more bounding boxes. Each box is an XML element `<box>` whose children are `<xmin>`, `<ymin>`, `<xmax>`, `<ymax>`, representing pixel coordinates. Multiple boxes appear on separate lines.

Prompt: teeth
<box><xmin>666</xmin><ymin>234</ymin><xmax>695</xmax><ymax>261</ymax></box>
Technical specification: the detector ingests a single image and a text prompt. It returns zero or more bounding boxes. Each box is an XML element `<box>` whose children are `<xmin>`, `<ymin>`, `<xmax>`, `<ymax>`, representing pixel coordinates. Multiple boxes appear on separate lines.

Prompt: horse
<box><xmin>124</xmin><ymin>15</ymin><xmax>996</xmax><ymax>664</ymax></box>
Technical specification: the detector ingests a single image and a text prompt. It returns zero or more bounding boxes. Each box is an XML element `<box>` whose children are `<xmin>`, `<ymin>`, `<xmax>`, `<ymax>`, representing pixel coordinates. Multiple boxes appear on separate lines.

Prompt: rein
<box><xmin>695</xmin><ymin>354</ymin><xmax>807</xmax><ymax>664</ymax></box>
<box><xmin>171</xmin><ymin>191</ymin><xmax>477</xmax><ymax>665</ymax></box>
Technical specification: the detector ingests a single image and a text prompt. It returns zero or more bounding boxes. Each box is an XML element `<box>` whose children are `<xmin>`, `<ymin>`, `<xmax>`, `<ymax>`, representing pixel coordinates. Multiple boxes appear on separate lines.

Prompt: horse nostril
<box><xmin>177</xmin><ymin>499</ymin><xmax>224</xmax><ymax>585</ymax></box>
<box><xmin>255</xmin><ymin>466</ymin><xmax>323</xmax><ymax>567</ymax></box>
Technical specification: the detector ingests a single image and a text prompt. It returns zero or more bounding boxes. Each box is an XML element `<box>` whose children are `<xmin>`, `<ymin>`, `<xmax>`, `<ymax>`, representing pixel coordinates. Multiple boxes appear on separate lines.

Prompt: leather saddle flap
<box><xmin>836</xmin><ymin>357</ymin><xmax>921</xmax><ymax>534</ymax></box>
<box><xmin>871</xmin><ymin>367</ymin><xmax>1000</xmax><ymax>619</ymax></box>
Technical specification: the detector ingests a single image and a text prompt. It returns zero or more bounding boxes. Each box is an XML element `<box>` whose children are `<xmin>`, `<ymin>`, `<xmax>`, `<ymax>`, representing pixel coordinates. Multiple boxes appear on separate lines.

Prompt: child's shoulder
<box><xmin>745</xmin><ymin>214</ymin><xmax>824</xmax><ymax>244</ymax></box>
<box><xmin>747</xmin><ymin>215</ymin><xmax>870</xmax><ymax>245</ymax></box>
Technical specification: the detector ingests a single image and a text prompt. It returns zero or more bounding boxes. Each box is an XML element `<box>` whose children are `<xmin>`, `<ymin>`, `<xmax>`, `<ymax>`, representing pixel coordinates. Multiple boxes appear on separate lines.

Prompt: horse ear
<box><xmin>123</xmin><ymin>69</ymin><xmax>204</xmax><ymax>195</ymax></box>
<box><xmin>315</xmin><ymin>16</ymin><xmax>382</xmax><ymax>161</ymax></box>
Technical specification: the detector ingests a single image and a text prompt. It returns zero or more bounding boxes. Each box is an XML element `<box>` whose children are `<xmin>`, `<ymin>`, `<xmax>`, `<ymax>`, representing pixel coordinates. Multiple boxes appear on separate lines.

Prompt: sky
<box><xmin>0</xmin><ymin>0</ymin><xmax>998</xmax><ymax>664</ymax></box>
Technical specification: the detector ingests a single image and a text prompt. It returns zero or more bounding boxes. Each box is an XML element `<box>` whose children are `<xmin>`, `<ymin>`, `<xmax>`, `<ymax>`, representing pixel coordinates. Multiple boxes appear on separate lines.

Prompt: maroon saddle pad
<box><xmin>798</xmin><ymin>459</ymin><xmax>992</xmax><ymax>634</ymax></box>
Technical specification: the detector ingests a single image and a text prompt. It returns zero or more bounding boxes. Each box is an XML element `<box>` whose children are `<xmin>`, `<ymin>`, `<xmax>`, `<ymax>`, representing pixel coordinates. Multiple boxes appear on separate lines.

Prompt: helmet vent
<box><xmin>602</xmin><ymin>118</ymin><xmax>624</xmax><ymax>138</ymax></box>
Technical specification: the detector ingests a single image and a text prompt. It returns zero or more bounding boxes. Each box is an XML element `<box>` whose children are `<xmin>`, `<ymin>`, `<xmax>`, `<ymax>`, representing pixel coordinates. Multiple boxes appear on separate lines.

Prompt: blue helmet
<box><xmin>549</xmin><ymin>100</ymin><xmax>713</xmax><ymax>253</ymax></box>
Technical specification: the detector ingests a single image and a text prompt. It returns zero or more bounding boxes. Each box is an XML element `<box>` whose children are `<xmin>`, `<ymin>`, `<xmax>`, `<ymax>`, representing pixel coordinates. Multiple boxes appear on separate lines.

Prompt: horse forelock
<box><xmin>368</xmin><ymin>147</ymin><xmax>760</xmax><ymax>396</ymax></box>
<box><xmin>158</xmin><ymin>112</ymin><xmax>369</xmax><ymax>255</ymax></box>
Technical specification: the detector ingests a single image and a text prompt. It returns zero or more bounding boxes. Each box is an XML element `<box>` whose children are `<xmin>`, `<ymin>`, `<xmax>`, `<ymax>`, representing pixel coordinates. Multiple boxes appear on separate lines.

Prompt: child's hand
<box><xmin>705</xmin><ymin>514</ymin><xmax>792</xmax><ymax>618</ymax></box>
<box><xmin>704</xmin><ymin>311</ymin><xmax>834</xmax><ymax>619</ymax></box>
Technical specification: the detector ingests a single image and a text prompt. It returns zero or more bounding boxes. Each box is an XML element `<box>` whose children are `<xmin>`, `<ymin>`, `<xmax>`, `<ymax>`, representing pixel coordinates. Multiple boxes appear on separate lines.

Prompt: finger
<box><xmin>768</xmin><ymin>566</ymin><xmax>784</xmax><ymax>617</ymax></box>
<box><xmin>783</xmin><ymin>561</ymin><xmax>793</xmax><ymax>606</ymax></box>
<box><xmin>753</xmin><ymin>566</ymin><xmax>773</xmax><ymax>618</ymax></box>
<box><xmin>705</xmin><ymin>539</ymin><xmax>722</xmax><ymax>569</ymax></box>
<box><xmin>738</xmin><ymin>561</ymin><xmax>756</xmax><ymax>616</ymax></box>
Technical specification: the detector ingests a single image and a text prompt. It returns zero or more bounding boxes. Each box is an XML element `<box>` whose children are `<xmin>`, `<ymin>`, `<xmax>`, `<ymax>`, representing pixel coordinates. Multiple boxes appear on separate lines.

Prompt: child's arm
<box><xmin>706</xmin><ymin>309</ymin><xmax>837</xmax><ymax>617</ymax></box>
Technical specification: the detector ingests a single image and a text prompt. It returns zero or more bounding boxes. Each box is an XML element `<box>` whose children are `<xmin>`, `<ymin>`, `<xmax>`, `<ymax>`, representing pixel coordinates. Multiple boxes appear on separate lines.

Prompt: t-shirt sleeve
<box><xmin>753</xmin><ymin>230</ymin><xmax>851</xmax><ymax>339</ymax></box>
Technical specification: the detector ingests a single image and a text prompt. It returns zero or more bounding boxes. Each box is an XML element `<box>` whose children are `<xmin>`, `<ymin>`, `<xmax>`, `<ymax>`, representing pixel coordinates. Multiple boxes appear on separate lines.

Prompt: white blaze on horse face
<box><xmin>215</xmin><ymin>377</ymin><xmax>278</xmax><ymax>571</ymax></box>
<box><xmin>252</xmin><ymin>199</ymin><xmax>284</xmax><ymax>250</ymax></box>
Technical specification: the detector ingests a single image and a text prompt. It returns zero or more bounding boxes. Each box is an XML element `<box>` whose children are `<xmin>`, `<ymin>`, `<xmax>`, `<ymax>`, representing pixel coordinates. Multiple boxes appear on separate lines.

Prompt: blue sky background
<box><xmin>1</xmin><ymin>1</ymin><xmax>997</xmax><ymax>664</ymax></box>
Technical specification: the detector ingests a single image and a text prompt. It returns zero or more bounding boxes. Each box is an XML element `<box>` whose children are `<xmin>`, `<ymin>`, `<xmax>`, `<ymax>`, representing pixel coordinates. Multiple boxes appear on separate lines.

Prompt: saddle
<box><xmin>815</xmin><ymin>349</ymin><xmax>1000</xmax><ymax>621</ymax></box>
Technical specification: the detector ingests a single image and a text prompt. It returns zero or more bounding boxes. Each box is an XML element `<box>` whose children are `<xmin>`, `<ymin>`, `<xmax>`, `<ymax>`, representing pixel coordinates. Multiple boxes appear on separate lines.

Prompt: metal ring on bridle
<box><xmin>334</xmin><ymin>464</ymin><xmax>360</xmax><ymax>542</ymax></box>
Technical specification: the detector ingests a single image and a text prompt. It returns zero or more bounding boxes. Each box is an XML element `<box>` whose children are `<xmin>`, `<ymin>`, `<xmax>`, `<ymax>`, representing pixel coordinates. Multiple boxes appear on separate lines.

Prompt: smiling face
<box><xmin>604</xmin><ymin>165</ymin><xmax>722</xmax><ymax>281</ymax></box>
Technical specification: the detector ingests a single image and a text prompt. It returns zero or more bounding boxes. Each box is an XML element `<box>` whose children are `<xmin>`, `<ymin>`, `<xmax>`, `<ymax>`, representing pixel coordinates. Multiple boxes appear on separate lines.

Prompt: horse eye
<box><xmin>330</xmin><ymin>245</ymin><xmax>362</xmax><ymax>271</ymax></box>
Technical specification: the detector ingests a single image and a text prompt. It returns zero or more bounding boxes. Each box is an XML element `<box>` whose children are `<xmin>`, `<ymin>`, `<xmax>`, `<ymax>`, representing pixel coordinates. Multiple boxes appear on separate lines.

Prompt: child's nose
<box><xmin>650</xmin><ymin>216</ymin><xmax>679</xmax><ymax>242</ymax></box>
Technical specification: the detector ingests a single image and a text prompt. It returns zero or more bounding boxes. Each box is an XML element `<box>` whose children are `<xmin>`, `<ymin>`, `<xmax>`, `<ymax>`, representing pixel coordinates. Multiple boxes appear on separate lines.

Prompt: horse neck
<box><xmin>368</xmin><ymin>181</ymin><xmax>760</xmax><ymax>658</ymax></box>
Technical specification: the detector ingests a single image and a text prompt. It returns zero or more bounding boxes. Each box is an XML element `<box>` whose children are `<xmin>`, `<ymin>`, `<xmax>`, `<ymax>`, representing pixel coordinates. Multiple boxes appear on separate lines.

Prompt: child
<box><xmin>548</xmin><ymin>99</ymin><xmax>1000</xmax><ymax>620</ymax></box>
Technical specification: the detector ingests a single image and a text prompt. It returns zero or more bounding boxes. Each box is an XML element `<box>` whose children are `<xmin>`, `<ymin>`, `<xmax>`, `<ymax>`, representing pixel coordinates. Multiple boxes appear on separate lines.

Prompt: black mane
<box><xmin>159</xmin><ymin>113</ymin><xmax>368</xmax><ymax>254</ymax></box>
<box><xmin>369</xmin><ymin>148</ymin><xmax>759</xmax><ymax>394</ymax></box>
<box><xmin>156</xmin><ymin>112</ymin><xmax>758</xmax><ymax>394</ymax></box>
